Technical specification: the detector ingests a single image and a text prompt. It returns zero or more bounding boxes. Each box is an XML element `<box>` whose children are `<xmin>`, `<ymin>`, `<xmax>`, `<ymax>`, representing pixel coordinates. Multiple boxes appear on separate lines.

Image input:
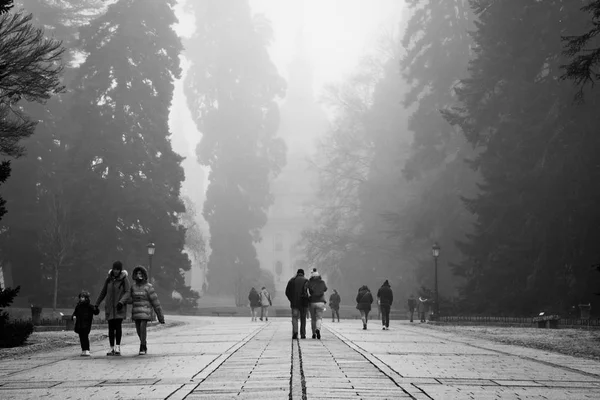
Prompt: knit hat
<box><xmin>310</xmin><ymin>268</ymin><xmax>320</xmax><ymax>278</ymax></box>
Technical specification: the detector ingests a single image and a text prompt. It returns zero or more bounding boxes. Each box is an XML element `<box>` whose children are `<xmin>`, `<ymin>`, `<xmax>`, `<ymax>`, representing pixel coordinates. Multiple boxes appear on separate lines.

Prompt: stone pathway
<box><xmin>0</xmin><ymin>316</ymin><xmax>600</xmax><ymax>399</ymax></box>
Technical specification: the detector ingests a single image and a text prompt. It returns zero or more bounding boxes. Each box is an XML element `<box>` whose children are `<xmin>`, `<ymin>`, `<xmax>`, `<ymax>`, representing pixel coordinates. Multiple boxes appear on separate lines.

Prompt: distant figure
<box><xmin>356</xmin><ymin>285</ymin><xmax>374</xmax><ymax>330</ymax></box>
<box><xmin>72</xmin><ymin>290</ymin><xmax>99</xmax><ymax>357</ymax></box>
<box><xmin>307</xmin><ymin>268</ymin><xmax>328</xmax><ymax>339</ymax></box>
<box><xmin>259</xmin><ymin>287</ymin><xmax>272</xmax><ymax>321</ymax></box>
<box><xmin>131</xmin><ymin>266</ymin><xmax>165</xmax><ymax>355</ymax></box>
<box><xmin>377</xmin><ymin>280</ymin><xmax>393</xmax><ymax>330</ymax></box>
<box><xmin>329</xmin><ymin>289</ymin><xmax>341</xmax><ymax>322</ymax></box>
<box><xmin>407</xmin><ymin>294</ymin><xmax>416</xmax><ymax>323</ymax></box>
<box><xmin>417</xmin><ymin>296</ymin><xmax>429</xmax><ymax>323</ymax></box>
<box><xmin>285</xmin><ymin>268</ymin><xmax>309</xmax><ymax>339</ymax></box>
<box><xmin>94</xmin><ymin>261</ymin><xmax>131</xmax><ymax>356</ymax></box>
<box><xmin>248</xmin><ymin>287</ymin><xmax>260</xmax><ymax>321</ymax></box>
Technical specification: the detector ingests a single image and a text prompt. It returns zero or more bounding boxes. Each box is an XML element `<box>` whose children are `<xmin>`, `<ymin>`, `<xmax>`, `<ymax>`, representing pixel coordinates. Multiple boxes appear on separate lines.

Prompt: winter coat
<box><xmin>95</xmin><ymin>269</ymin><xmax>131</xmax><ymax>320</ymax></box>
<box><xmin>285</xmin><ymin>273</ymin><xmax>309</xmax><ymax>309</ymax></box>
<box><xmin>407</xmin><ymin>297</ymin><xmax>416</xmax><ymax>311</ymax></box>
<box><xmin>130</xmin><ymin>266</ymin><xmax>164</xmax><ymax>322</ymax></box>
<box><xmin>259</xmin><ymin>288</ymin><xmax>272</xmax><ymax>307</ymax></box>
<box><xmin>377</xmin><ymin>282</ymin><xmax>394</xmax><ymax>307</ymax></box>
<box><xmin>248</xmin><ymin>289</ymin><xmax>260</xmax><ymax>308</ymax></box>
<box><xmin>306</xmin><ymin>276</ymin><xmax>328</xmax><ymax>303</ymax></box>
<box><xmin>356</xmin><ymin>287</ymin><xmax>373</xmax><ymax>311</ymax></box>
<box><xmin>72</xmin><ymin>301</ymin><xmax>99</xmax><ymax>333</ymax></box>
<box><xmin>329</xmin><ymin>292</ymin><xmax>341</xmax><ymax>310</ymax></box>
<box><xmin>417</xmin><ymin>298</ymin><xmax>429</xmax><ymax>313</ymax></box>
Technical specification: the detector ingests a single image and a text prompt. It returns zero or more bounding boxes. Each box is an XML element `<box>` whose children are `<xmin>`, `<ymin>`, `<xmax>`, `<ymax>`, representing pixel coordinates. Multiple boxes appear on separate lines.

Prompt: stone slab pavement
<box><xmin>0</xmin><ymin>315</ymin><xmax>599</xmax><ymax>399</ymax></box>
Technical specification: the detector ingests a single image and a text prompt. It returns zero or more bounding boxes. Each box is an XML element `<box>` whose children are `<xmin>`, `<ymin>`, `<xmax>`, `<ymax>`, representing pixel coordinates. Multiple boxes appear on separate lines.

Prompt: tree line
<box><xmin>301</xmin><ymin>0</ymin><xmax>600</xmax><ymax>316</ymax></box>
<box><xmin>0</xmin><ymin>0</ymin><xmax>286</xmax><ymax>309</ymax></box>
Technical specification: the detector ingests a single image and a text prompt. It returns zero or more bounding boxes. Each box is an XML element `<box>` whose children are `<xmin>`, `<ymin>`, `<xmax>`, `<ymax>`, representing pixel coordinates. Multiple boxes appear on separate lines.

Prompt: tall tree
<box><xmin>397</xmin><ymin>0</ymin><xmax>477</xmax><ymax>298</ymax></box>
<box><xmin>444</xmin><ymin>0</ymin><xmax>600</xmax><ymax>314</ymax></box>
<box><xmin>184</xmin><ymin>1</ymin><xmax>286</xmax><ymax>297</ymax></box>
<box><xmin>562</xmin><ymin>1</ymin><xmax>600</xmax><ymax>100</ymax></box>
<box><xmin>63</xmin><ymin>0</ymin><xmax>189</xmax><ymax>302</ymax></box>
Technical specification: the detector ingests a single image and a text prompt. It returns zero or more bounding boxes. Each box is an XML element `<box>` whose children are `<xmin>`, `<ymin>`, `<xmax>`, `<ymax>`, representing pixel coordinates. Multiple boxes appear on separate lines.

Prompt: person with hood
<box><xmin>72</xmin><ymin>290</ymin><xmax>99</xmax><ymax>356</ymax></box>
<box><xmin>259</xmin><ymin>286</ymin><xmax>272</xmax><ymax>321</ymax></box>
<box><xmin>417</xmin><ymin>296</ymin><xmax>429</xmax><ymax>323</ymax></box>
<box><xmin>329</xmin><ymin>289</ymin><xmax>341</xmax><ymax>322</ymax></box>
<box><xmin>377</xmin><ymin>280</ymin><xmax>394</xmax><ymax>330</ymax></box>
<box><xmin>407</xmin><ymin>294</ymin><xmax>417</xmax><ymax>323</ymax></box>
<box><xmin>356</xmin><ymin>285</ymin><xmax>374</xmax><ymax>330</ymax></box>
<box><xmin>94</xmin><ymin>261</ymin><xmax>131</xmax><ymax>356</ymax></box>
<box><xmin>131</xmin><ymin>265</ymin><xmax>165</xmax><ymax>355</ymax></box>
<box><xmin>248</xmin><ymin>287</ymin><xmax>260</xmax><ymax>321</ymax></box>
<box><xmin>285</xmin><ymin>268</ymin><xmax>309</xmax><ymax>339</ymax></box>
<box><xmin>307</xmin><ymin>268</ymin><xmax>327</xmax><ymax>339</ymax></box>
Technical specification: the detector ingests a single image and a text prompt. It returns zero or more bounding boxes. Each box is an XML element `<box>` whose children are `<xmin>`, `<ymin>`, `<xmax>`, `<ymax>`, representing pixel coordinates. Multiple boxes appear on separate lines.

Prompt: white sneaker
<box><xmin>114</xmin><ymin>345</ymin><xmax>121</xmax><ymax>355</ymax></box>
<box><xmin>83</xmin><ymin>350</ymin><xmax>91</xmax><ymax>357</ymax></box>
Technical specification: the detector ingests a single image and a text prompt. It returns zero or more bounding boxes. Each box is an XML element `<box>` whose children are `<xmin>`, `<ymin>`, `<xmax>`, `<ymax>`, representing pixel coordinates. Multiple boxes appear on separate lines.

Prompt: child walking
<box><xmin>72</xmin><ymin>291</ymin><xmax>99</xmax><ymax>356</ymax></box>
<box><xmin>131</xmin><ymin>266</ymin><xmax>165</xmax><ymax>355</ymax></box>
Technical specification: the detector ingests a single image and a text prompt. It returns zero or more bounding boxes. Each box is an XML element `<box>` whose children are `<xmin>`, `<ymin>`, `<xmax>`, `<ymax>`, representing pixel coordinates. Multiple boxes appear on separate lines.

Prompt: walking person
<box><xmin>248</xmin><ymin>287</ymin><xmax>260</xmax><ymax>321</ymax></box>
<box><xmin>329</xmin><ymin>289</ymin><xmax>341</xmax><ymax>322</ymax></box>
<box><xmin>94</xmin><ymin>261</ymin><xmax>131</xmax><ymax>356</ymax></box>
<box><xmin>307</xmin><ymin>268</ymin><xmax>327</xmax><ymax>339</ymax></box>
<box><xmin>285</xmin><ymin>268</ymin><xmax>309</xmax><ymax>339</ymax></box>
<box><xmin>356</xmin><ymin>285</ymin><xmax>373</xmax><ymax>330</ymax></box>
<box><xmin>377</xmin><ymin>280</ymin><xmax>393</xmax><ymax>330</ymax></box>
<box><xmin>131</xmin><ymin>266</ymin><xmax>165</xmax><ymax>355</ymax></box>
<box><xmin>418</xmin><ymin>296</ymin><xmax>428</xmax><ymax>323</ymax></box>
<box><xmin>259</xmin><ymin>286</ymin><xmax>272</xmax><ymax>321</ymax></box>
<box><xmin>72</xmin><ymin>290</ymin><xmax>99</xmax><ymax>356</ymax></box>
<box><xmin>407</xmin><ymin>294</ymin><xmax>416</xmax><ymax>323</ymax></box>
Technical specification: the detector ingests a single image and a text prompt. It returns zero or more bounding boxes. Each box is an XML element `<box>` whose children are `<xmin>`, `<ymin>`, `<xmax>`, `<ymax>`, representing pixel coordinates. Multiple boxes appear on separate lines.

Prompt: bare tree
<box><xmin>37</xmin><ymin>192</ymin><xmax>74</xmax><ymax>310</ymax></box>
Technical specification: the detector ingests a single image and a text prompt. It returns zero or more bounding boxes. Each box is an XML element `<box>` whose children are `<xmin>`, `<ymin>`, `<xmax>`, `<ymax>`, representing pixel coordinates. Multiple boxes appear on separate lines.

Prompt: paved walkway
<box><xmin>1</xmin><ymin>316</ymin><xmax>600</xmax><ymax>399</ymax></box>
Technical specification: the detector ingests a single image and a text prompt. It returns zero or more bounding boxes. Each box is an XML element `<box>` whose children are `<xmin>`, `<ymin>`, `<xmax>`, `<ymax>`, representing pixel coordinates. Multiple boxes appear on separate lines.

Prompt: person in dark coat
<box><xmin>72</xmin><ymin>290</ymin><xmax>99</xmax><ymax>356</ymax></box>
<box><xmin>417</xmin><ymin>296</ymin><xmax>429</xmax><ymax>323</ymax></box>
<box><xmin>407</xmin><ymin>294</ymin><xmax>416</xmax><ymax>323</ymax></box>
<box><xmin>94</xmin><ymin>261</ymin><xmax>131</xmax><ymax>356</ymax></box>
<box><xmin>376</xmin><ymin>280</ymin><xmax>394</xmax><ymax>330</ymax></box>
<box><xmin>307</xmin><ymin>268</ymin><xmax>328</xmax><ymax>339</ymax></box>
<box><xmin>356</xmin><ymin>285</ymin><xmax>373</xmax><ymax>330</ymax></box>
<box><xmin>248</xmin><ymin>287</ymin><xmax>260</xmax><ymax>322</ymax></box>
<box><xmin>285</xmin><ymin>268</ymin><xmax>309</xmax><ymax>339</ymax></box>
<box><xmin>329</xmin><ymin>289</ymin><xmax>341</xmax><ymax>322</ymax></box>
<box><xmin>131</xmin><ymin>265</ymin><xmax>165</xmax><ymax>355</ymax></box>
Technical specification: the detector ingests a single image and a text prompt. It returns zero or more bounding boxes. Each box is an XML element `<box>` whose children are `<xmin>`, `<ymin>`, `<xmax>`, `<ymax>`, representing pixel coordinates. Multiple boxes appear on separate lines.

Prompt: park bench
<box><xmin>533</xmin><ymin>314</ymin><xmax>560</xmax><ymax>329</ymax></box>
<box><xmin>211</xmin><ymin>310</ymin><xmax>237</xmax><ymax>317</ymax></box>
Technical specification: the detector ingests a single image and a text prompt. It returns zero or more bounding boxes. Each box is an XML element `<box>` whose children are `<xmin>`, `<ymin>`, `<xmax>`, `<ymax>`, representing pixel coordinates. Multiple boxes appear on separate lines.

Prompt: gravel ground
<box><xmin>420</xmin><ymin>323</ymin><xmax>600</xmax><ymax>361</ymax></box>
<box><xmin>0</xmin><ymin>320</ymin><xmax>184</xmax><ymax>360</ymax></box>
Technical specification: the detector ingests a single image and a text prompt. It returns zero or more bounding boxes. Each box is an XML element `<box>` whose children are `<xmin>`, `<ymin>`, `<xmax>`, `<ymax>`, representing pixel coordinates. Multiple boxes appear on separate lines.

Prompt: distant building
<box><xmin>255</xmin><ymin>31</ymin><xmax>328</xmax><ymax>299</ymax></box>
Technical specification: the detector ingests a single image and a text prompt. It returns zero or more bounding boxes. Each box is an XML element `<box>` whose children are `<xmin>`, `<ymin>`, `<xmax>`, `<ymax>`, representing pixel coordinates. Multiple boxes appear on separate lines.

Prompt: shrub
<box><xmin>0</xmin><ymin>320</ymin><xmax>34</xmax><ymax>347</ymax></box>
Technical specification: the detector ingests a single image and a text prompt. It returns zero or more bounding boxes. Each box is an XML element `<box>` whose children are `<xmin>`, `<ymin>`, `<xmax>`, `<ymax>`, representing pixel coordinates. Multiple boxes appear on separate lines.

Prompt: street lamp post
<box><xmin>147</xmin><ymin>242</ymin><xmax>156</xmax><ymax>321</ymax></box>
<box><xmin>432</xmin><ymin>242</ymin><xmax>440</xmax><ymax>321</ymax></box>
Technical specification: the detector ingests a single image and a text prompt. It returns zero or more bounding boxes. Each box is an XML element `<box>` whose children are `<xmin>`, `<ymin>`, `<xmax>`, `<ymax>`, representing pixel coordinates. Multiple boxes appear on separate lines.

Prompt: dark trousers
<box><xmin>409</xmin><ymin>308</ymin><xmax>415</xmax><ymax>322</ymax></box>
<box><xmin>135</xmin><ymin>319</ymin><xmax>148</xmax><ymax>345</ymax></box>
<box><xmin>331</xmin><ymin>307</ymin><xmax>340</xmax><ymax>321</ymax></box>
<box><xmin>108</xmin><ymin>319</ymin><xmax>123</xmax><ymax>346</ymax></box>
<box><xmin>380</xmin><ymin>304</ymin><xmax>391</xmax><ymax>327</ymax></box>
<box><xmin>419</xmin><ymin>312</ymin><xmax>426</xmax><ymax>322</ymax></box>
<box><xmin>292</xmin><ymin>307</ymin><xmax>307</xmax><ymax>337</ymax></box>
<box><xmin>79</xmin><ymin>331</ymin><xmax>90</xmax><ymax>351</ymax></box>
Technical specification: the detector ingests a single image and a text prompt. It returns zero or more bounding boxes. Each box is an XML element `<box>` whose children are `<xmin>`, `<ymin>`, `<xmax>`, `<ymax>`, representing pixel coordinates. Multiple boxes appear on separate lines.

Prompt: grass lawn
<box><xmin>421</xmin><ymin>323</ymin><xmax>600</xmax><ymax>361</ymax></box>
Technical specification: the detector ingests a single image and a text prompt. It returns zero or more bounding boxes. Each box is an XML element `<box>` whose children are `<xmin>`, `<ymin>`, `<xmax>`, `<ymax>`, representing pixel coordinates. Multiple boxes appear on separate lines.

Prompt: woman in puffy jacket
<box><xmin>248</xmin><ymin>287</ymin><xmax>260</xmax><ymax>321</ymax></box>
<box><xmin>356</xmin><ymin>285</ymin><xmax>374</xmax><ymax>330</ymax></box>
<box><xmin>131</xmin><ymin>265</ymin><xmax>165</xmax><ymax>355</ymax></box>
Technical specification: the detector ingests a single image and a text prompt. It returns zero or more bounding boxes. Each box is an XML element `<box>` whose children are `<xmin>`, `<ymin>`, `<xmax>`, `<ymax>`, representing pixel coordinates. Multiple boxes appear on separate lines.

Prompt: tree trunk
<box><xmin>53</xmin><ymin>264</ymin><xmax>58</xmax><ymax>311</ymax></box>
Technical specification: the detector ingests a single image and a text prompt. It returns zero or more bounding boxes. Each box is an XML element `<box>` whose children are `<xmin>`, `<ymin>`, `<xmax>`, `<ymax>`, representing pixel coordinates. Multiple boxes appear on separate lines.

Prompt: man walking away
<box><xmin>418</xmin><ymin>296</ymin><xmax>428</xmax><ymax>323</ymax></box>
<box><xmin>377</xmin><ymin>280</ymin><xmax>393</xmax><ymax>330</ymax></box>
<box><xmin>329</xmin><ymin>289</ymin><xmax>341</xmax><ymax>322</ymax></box>
<box><xmin>407</xmin><ymin>294</ymin><xmax>416</xmax><ymax>323</ymax></box>
<box><xmin>285</xmin><ymin>269</ymin><xmax>309</xmax><ymax>339</ymax></box>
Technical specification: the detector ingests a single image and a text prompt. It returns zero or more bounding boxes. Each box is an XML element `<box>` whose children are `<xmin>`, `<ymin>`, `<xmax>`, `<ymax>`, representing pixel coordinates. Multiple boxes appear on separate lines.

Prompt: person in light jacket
<box><xmin>259</xmin><ymin>287</ymin><xmax>272</xmax><ymax>321</ymax></box>
<box><xmin>131</xmin><ymin>265</ymin><xmax>165</xmax><ymax>355</ymax></box>
<box><xmin>94</xmin><ymin>261</ymin><xmax>131</xmax><ymax>356</ymax></box>
<box><xmin>307</xmin><ymin>268</ymin><xmax>328</xmax><ymax>339</ymax></box>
